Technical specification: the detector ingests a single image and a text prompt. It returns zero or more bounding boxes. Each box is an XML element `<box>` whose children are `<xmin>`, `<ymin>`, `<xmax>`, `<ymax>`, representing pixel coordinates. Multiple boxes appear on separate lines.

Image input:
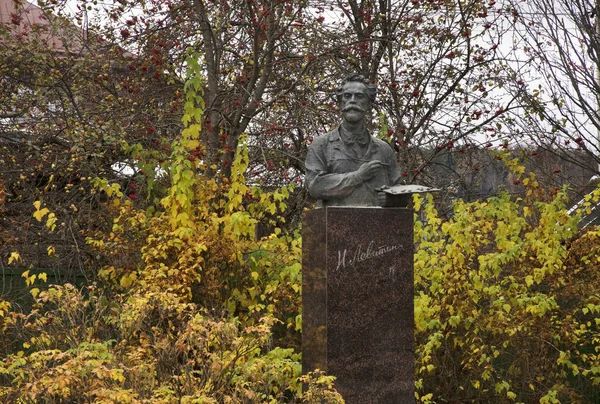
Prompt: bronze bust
<box><xmin>305</xmin><ymin>74</ymin><xmax>404</xmax><ymax>207</ymax></box>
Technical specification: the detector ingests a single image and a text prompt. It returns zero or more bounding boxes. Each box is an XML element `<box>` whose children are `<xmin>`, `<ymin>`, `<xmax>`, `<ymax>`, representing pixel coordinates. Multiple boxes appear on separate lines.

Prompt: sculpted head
<box><xmin>335</xmin><ymin>74</ymin><xmax>377</xmax><ymax>124</ymax></box>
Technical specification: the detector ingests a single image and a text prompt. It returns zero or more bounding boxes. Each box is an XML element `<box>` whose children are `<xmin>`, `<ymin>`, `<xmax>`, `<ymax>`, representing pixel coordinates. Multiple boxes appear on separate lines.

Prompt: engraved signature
<box><xmin>335</xmin><ymin>240</ymin><xmax>403</xmax><ymax>271</ymax></box>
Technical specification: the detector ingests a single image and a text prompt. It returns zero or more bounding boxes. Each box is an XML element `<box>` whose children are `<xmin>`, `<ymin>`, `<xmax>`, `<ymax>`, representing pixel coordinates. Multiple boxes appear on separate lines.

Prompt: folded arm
<box><xmin>305</xmin><ymin>146</ymin><xmax>362</xmax><ymax>199</ymax></box>
<box><xmin>305</xmin><ymin>144</ymin><xmax>383</xmax><ymax>200</ymax></box>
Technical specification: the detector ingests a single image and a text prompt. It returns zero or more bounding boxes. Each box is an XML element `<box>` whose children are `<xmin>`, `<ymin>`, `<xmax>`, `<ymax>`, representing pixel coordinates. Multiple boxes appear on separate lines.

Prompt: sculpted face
<box><xmin>340</xmin><ymin>81</ymin><xmax>371</xmax><ymax>124</ymax></box>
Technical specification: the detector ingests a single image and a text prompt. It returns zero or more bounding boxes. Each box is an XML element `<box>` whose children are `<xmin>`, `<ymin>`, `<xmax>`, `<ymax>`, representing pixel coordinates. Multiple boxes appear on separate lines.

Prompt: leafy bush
<box><xmin>414</xmin><ymin>162</ymin><xmax>600</xmax><ymax>403</ymax></box>
<box><xmin>0</xmin><ymin>283</ymin><xmax>341</xmax><ymax>402</ymax></box>
<box><xmin>0</xmin><ymin>52</ymin><xmax>341</xmax><ymax>403</ymax></box>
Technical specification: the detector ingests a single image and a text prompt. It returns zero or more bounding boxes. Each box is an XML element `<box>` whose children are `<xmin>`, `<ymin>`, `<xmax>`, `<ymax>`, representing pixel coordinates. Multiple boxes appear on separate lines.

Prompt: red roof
<box><xmin>0</xmin><ymin>0</ymin><xmax>80</xmax><ymax>51</ymax></box>
<box><xmin>0</xmin><ymin>0</ymin><xmax>44</xmax><ymax>25</ymax></box>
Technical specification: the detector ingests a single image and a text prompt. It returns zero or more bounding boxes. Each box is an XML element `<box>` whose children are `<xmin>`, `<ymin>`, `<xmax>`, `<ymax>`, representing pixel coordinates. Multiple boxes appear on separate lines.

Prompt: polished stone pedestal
<box><xmin>302</xmin><ymin>207</ymin><xmax>414</xmax><ymax>404</ymax></box>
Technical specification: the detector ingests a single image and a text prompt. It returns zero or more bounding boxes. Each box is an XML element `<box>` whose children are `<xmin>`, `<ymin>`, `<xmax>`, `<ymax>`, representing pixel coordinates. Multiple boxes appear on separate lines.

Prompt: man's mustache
<box><xmin>341</xmin><ymin>105</ymin><xmax>365</xmax><ymax>113</ymax></box>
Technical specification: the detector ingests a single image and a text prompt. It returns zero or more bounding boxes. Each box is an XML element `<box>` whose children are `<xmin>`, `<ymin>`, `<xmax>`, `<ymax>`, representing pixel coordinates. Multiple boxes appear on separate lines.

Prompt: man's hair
<box><xmin>334</xmin><ymin>73</ymin><xmax>377</xmax><ymax>103</ymax></box>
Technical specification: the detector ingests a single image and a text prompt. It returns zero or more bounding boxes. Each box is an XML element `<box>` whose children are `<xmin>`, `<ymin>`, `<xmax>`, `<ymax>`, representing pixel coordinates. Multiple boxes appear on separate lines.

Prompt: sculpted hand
<box><xmin>356</xmin><ymin>160</ymin><xmax>383</xmax><ymax>181</ymax></box>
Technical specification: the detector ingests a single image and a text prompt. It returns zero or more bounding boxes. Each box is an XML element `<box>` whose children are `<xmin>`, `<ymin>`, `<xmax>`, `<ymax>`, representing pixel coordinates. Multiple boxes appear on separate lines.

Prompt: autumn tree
<box><xmin>504</xmin><ymin>0</ymin><xmax>600</xmax><ymax>182</ymax></box>
<box><xmin>1</xmin><ymin>0</ymin><xmax>551</xmax><ymax>275</ymax></box>
<box><xmin>0</xmin><ymin>0</ymin><xmax>186</xmax><ymax>282</ymax></box>
<box><xmin>255</xmin><ymin>0</ymin><xmax>536</xmax><ymax>202</ymax></box>
<box><xmin>100</xmin><ymin>0</ymin><xmax>537</xmax><ymax>198</ymax></box>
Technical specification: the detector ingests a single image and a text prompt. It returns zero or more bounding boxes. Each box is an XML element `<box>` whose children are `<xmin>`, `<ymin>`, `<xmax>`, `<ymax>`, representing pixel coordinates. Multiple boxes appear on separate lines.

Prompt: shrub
<box><xmin>414</xmin><ymin>165</ymin><xmax>600</xmax><ymax>402</ymax></box>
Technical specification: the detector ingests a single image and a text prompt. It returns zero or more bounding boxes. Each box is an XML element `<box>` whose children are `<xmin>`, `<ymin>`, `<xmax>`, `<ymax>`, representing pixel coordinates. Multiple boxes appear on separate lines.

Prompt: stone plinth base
<box><xmin>302</xmin><ymin>207</ymin><xmax>414</xmax><ymax>404</ymax></box>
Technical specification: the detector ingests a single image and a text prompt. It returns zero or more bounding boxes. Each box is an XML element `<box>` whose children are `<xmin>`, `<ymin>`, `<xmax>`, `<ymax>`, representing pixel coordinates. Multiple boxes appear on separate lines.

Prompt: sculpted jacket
<box><xmin>305</xmin><ymin>127</ymin><xmax>403</xmax><ymax>206</ymax></box>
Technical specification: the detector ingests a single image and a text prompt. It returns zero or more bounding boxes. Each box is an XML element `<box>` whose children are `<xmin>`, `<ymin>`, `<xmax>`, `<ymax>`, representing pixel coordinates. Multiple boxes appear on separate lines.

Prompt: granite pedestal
<box><xmin>302</xmin><ymin>207</ymin><xmax>414</xmax><ymax>403</ymax></box>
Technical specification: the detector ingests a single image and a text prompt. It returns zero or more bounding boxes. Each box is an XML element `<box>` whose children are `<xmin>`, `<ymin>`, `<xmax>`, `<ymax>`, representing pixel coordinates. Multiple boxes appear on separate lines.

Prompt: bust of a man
<box><xmin>305</xmin><ymin>74</ymin><xmax>403</xmax><ymax>207</ymax></box>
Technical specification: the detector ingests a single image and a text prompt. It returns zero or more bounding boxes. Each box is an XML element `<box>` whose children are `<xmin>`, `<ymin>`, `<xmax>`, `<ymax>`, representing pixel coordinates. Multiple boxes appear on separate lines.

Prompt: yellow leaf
<box><xmin>525</xmin><ymin>275</ymin><xmax>534</xmax><ymax>287</ymax></box>
<box><xmin>33</xmin><ymin>207</ymin><xmax>49</xmax><ymax>222</ymax></box>
<box><xmin>183</xmin><ymin>139</ymin><xmax>200</xmax><ymax>149</ymax></box>
<box><xmin>413</xmin><ymin>194</ymin><xmax>422</xmax><ymax>212</ymax></box>
<box><xmin>46</xmin><ymin>212</ymin><xmax>57</xmax><ymax>231</ymax></box>
<box><xmin>38</xmin><ymin>273</ymin><xmax>47</xmax><ymax>282</ymax></box>
<box><xmin>110</xmin><ymin>368</ymin><xmax>125</xmax><ymax>382</ymax></box>
<box><xmin>30</xmin><ymin>288</ymin><xmax>40</xmax><ymax>298</ymax></box>
<box><xmin>25</xmin><ymin>274</ymin><xmax>36</xmax><ymax>286</ymax></box>
<box><xmin>8</xmin><ymin>252</ymin><xmax>21</xmax><ymax>265</ymax></box>
<box><xmin>120</xmin><ymin>272</ymin><xmax>137</xmax><ymax>288</ymax></box>
<box><xmin>0</xmin><ymin>300</ymin><xmax>11</xmax><ymax>317</ymax></box>
<box><xmin>420</xmin><ymin>393</ymin><xmax>433</xmax><ymax>401</ymax></box>
<box><xmin>43</xmin><ymin>174</ymin><xmax>54</xmax><ymax>192</ymax></box>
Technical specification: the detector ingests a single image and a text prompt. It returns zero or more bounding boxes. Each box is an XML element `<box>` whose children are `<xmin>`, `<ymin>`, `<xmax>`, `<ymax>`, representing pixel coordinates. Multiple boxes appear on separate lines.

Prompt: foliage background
<box><xmin>414</xmin><ymin>162</ymin><xmax>600</xmax><ymax>403</ymax></box>
<box><xmin>2</xmin><ymin>0</ymin><xmax>600</xmax><ymax>402</ymax></box>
